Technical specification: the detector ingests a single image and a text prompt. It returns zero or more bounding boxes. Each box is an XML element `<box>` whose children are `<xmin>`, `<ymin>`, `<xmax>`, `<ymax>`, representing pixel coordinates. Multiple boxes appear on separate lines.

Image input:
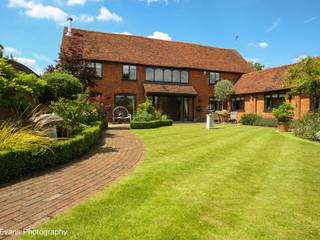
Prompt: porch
<box><xmin>144</xmin><ymin>83</ymin><xmax>197</xmax><ymax>121</ymax></box>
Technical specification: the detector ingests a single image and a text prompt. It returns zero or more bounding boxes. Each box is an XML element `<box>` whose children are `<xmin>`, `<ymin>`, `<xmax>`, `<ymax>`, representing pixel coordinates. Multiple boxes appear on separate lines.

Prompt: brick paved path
<box><xmin>0</xmin><ymin>124</ymin><xmax>145</xmax><ymax>239</ymax></box>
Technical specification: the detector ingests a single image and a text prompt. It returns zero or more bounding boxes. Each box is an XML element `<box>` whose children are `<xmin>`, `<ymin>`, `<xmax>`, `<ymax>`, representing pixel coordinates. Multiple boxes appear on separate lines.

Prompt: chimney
<box><xmin>66</xmin><ymin>17</ymin><xmax>73</xmax><ymax>37</ymax></box>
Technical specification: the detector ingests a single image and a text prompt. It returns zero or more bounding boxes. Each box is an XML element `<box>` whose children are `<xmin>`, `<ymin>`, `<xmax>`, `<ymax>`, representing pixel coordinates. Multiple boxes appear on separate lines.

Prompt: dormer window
<box><xmin>209</xmin><ymin>72</ymin><xmax>220</xmax><ymax>85</ymax></box>
<box><xmin>88</xmin><ymin>62</ymin><xmax>103</xmax><ymax>78</ymax></box>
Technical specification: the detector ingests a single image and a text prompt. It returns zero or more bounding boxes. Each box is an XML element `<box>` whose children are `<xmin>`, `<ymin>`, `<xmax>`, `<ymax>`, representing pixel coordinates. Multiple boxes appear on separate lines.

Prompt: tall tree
<box><xmin>284</xmin><ymin>57</ymin><xmax>320</xmax><ymax>112</ymax></box>
<box><xmin>214</xmin><ymin>80</ymin><xmax>234</xmax><ymax>110</ymax></box>
<box><xmin>46</xmin><ymin>37</ymin><xmax>97</xmax><ymax>87</ymax></box>
<box><xmin>248</xmin><ymin>61</ymin><xmax>265</xmax><ymax>71</ymax></box>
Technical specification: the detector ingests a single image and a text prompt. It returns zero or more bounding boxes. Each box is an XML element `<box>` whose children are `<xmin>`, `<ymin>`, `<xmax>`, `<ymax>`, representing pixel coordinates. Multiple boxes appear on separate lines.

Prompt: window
<box><xmin>164</xmin><ymin>69</ymin><xmax>172</xmax><ymax>82</ymax></box>
<box><xmin>115</xmin><ymin>94</ymin><xmax>136</xmax><ymax>114</ymax></box>
<box><xmin>209</xmin><ymin>97</ymin><xmax>222</xmax><ymax>111</ymax></box>
<box><xmin>148</xmin><ymin>95</ymin><xmax>159</xmax><ymax>109</ymax></box>
<box><xmin>181</xmin><ymin>71</ymin><xmax>188</xmax><ymax>83</ymax></box>
<box><xmin>209</xmin><ymin>72</ymin><xmax>220</xmax><ymax>85</ymax></box>
<box><xmin>172</xmin><ymin>70</ymin><xmax>180</xmax><ymax>82</ymax></box>
<box><xmin>88</xmin><ymin>62</ymin><xmax>103</xmax><ymax>78</ymax></box>
<box><xmin>264</xmin><ymin>93</ymin><xmax>286</xmax><ymax>112</ymax></box>
<box><xmin>145</xmin><ymin>67</ymin><xmax>188</xmax><ymax>83</ymax></box>
<box><xmin>123</xmin><ymin>65</ymin><xmax>136</xmax><ymax>80</ymax></box>
<box><xmin>146</xmin><ymin>68</ymin><xmax>154</xmax><ymax>81</ymax></box>
<box><xmin>310</xmin><ymin>94</ymin><xmax>320</xmax><ymax>112</ymax></box>
<box><xmin>155</xmin><ymin>68</ymin><xmax>163</xmax><ymax>81</ymax></box>
<box><xmin>231</xmin><ymin>96</ymin><xmax>245</xmax><ymax>111</ymax></box>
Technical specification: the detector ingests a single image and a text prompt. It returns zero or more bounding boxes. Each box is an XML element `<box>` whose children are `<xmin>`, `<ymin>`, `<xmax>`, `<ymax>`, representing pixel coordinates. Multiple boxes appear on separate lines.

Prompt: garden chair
<box><xmin>113</xmin><ymin>106</ymin><xmax>132</xmax><ymax>123</ymax></box>
<box><xmin>229</xmin><ymin>111</ymin><xmax>238</xmax><ymax>123</ymax></box>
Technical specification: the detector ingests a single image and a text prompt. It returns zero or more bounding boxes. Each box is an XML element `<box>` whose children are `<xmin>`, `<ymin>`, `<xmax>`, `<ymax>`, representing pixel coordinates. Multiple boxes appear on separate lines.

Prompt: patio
<box><xmin>0</xmin><ymin>124</ymin><xmax>144</xmax><ymax>239</ymax></box>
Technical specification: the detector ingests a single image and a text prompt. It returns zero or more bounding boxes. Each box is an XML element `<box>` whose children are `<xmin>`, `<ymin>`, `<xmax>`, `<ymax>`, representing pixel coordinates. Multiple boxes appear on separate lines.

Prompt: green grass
<box><xmin>21</xmin><ymin>124</ymin><xmax>320</xmax><ymax>240</ymax></box>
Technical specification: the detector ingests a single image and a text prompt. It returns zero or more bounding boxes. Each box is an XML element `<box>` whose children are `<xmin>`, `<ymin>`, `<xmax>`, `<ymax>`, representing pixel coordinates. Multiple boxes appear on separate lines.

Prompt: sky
<box><xmin>0</xmin><ymin>0</ymin><xmax>319</xmax><ymax>74</ymax></box>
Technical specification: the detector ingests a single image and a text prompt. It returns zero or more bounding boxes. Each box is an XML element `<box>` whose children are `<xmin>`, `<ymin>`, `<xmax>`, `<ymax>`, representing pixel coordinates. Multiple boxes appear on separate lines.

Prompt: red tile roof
<box><xmin>233</xmin><ymin>64</ymin><xmax>294</xmax><ymax>94</ymax></box>
<box><xmin>144</xmin><ymin>83</ymin><xmax>197</xmax><ymax>96</ymax></box>
<box><xmin>61</xmin><ymin>28</ymin><xmax>252</xmax><ymax>74</ymax></box>
<box><xmin>234</xmin><ymin>57</ymin><xmax>320</xmax><ymax>95</ymax></box>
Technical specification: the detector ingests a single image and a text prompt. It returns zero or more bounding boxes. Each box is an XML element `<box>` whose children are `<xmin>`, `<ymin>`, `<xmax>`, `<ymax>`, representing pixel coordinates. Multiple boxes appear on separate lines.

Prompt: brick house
<box><xmin>60</xmin><ymin>27</ymin><xmax>319</xmax><ymax>122</ymax></box>
<box><xmin>233</xmin><ymin>63</ymin><xmax>319</xmax><ymax>121</ymax></box>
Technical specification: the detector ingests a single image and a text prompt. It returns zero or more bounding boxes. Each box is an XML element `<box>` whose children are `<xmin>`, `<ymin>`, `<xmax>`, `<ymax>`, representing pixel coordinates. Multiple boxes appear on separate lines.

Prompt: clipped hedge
<box><xmin>130</xmin><ymin>119</ymin><xmax>173</xmax><ymax>129</ymax></box>
<box><xmin>253</xmin><ymin>118</ymin><xmax>278</xmax><ymax>127</ymax></box>
<box><xmin>240</xmin><ymin>113</ymin><xmax>262</xmax><ymax>125</ymax></box>
<box><xmin>0</xmin><ymin>122</ymin><xmax>104</xmax><ymax>183</ymax></box>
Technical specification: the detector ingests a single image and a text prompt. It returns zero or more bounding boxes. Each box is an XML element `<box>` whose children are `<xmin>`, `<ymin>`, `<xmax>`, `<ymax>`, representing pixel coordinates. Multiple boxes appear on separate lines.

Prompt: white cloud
<box><xmin>78</xmin><ymin>14</ymin><xmax>95</xmax><ymax>22</ymax></box>
<box><xmin>267</xmin><ymin>17</ymin><xmax>281</xmax><ymax>32</ymax></box>
<box><xmin>258</xmin><ymin>42</ymin><xmax>268</xmax><ymax>48</ymax></box>
<box><xmin>32</xmin><ymin>53</ymin><xmax>54</xmax><ymax>64</ymax></box>
<box><xmin>8</xmin><ymin>0</ymin><xmax>68</xmax><ymax>23</ymax></box>
<box><xmin>8</xmin><ymin>0</ymin><xmax>34</xmax><ymax>8</ymax></box>
<box><xmin>3</xmin><ymin>46</ymin><xmax>21</xmax><ymax>56</ymax></box>
<box><xmin>25</xmin><ymin>4</ymin><xmax>68</xmax><ymax>22</ymax></box>
<box><xmin>67</xmin><ymin>0</ymin><xmax>86</xmax><ymax>6</ymax></box>
<box><xmin>8</xmin><ymin>0</ymin><xmax>99</xmax><ymax>24</ymax></box>
<box><xmin>14</xmin><ymin>57</ymin><xmax>43</xmax><ymax>75</ymax></box>
<box><xmin>293</xmin><ymin>55</ymin><xmax>308</xmax><ymax>63</ymax></box>
<box><xmin>113</xmin><ymin>31</ymin><xmax>131</xmax><ymax>35</ymax></box>
<box><xmin>304</xmin><ymin>16</ymin><xmax>318</xmax><ymax>24</ymax></box>
<box><xmin>147</xmin><ymin>0</ymin><xmax>168</xmax><ymax>4</ymax></box>
<box><xmin>148</xmin><ymin>31</ymin><xmax>172</xmax><ymax>40</ymax></box>
<box><xmin>246</xmin><ymin>58</ymin><xmax>260</xmax><ymax>63</ymax></box>
<box><xmin>143</xmin><ymin>0</ymin><xmax>179</xmax><ymax>5</ymax></box>
<box><xmin>248</xmin><ymin>42</ymin><xmax>269</xmax><ymax>49</ymax></box>
<box><xmin>96</xmin><ymin>7</ymin><xmax>122</xmax><ymax>22</ymax></box>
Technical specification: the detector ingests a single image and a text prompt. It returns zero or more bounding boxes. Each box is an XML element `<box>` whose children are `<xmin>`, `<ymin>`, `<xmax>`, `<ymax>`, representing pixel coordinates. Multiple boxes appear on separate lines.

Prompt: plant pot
<box><xmin>42</xmin><ymin>126</ymin><xmax>58</xmax><ymax>138</ymax></box>
<box><xmin>278</xmin><ymin>123</ymin><xmax>289</xmax><ymax>132</ymax></box>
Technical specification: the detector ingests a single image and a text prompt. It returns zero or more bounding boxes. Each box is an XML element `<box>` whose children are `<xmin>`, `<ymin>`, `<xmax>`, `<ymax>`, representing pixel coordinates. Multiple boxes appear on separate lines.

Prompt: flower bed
<box><xmin>130</xmin><ymin>119</ymin><xmax>173</xmax><ymax>129</ymax></box>
<box><xmin>0</xmin><ymin>121</ymin><xmax>104</xmax><ymax>183</ymax></box>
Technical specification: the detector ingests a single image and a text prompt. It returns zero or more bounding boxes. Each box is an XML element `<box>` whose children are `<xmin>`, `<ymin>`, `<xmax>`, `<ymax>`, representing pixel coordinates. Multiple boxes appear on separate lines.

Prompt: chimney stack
<box><xmin>66</xmin><ymin>17</ymin><xmax>73</xmax><ymax>37</ymax></box>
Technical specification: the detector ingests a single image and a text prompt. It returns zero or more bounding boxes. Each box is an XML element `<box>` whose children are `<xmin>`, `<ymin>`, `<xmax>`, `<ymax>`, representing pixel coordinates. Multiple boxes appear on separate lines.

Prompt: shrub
<box><xmin>253</xmin><ymin>118</ymin><xmax>278</xmax><ymax>127</ymax></box>
<box><xmin>41</xmin><ymin>71</ymin><xmax>83</xmax><ymax>102</ymax></box>
<box><xmin>240</xmin><ymin>113</ymin><xmax>262</xmax><ymax>125</ymax></box>
<box><xmin>272</xmin><ymin>103</ymin><xmax>294</xmax><ymax>123</ymax></box>
<box><xmin>134</xmin><ymin>100</ymin><xmax>161</xmax><ymax>121</ymax></box>
<box><xmin>130</xmin><ymin>119</ymin><xmax>173</xmax><ymax>129</ymax></box>
<box><xmin>52</xmin><ymin>94</ymin><xmax>100</xmax><ymax>136</ymax></box>
<box><xmin>0</xmin><ymin>121</ymin><xmax>51</xmax><ymax>151</ymax></box>
<box><xmin>315</xmin><ymin>131</ymin><xmax>320</xmax><ymax>141</ymax></box>
<box><xmin>0</xmin><ymin>58</ymin><xmax>46</xmax><ymax>109</ymax></box>
<box><xmin>0</xmin><ymin>121</ymin><xmax>103</xmax><ymax>183</ymax></box>
<box><xmin>292</xmin><ymin>113</ymin><xmax>320</xmax><ymax>141</ymax></box>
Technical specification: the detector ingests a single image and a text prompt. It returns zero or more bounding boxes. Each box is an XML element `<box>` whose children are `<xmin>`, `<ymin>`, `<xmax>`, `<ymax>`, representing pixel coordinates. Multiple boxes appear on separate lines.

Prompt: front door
<box><xmin>150</xmin><ymin>95</ymin><xmax>193</xmax><ymax>121</ymax></box>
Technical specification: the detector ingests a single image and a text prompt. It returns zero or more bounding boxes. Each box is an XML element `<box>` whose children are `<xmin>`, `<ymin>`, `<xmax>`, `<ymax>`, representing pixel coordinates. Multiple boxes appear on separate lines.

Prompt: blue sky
<box><xmin>1</xmin><ymin>0</ymin><xmax>319</xmax><ymax>74</ymax></box>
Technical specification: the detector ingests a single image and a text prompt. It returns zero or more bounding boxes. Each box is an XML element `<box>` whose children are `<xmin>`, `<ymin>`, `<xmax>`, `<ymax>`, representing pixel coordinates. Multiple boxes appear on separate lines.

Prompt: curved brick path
<box><xmin>0</xmin><ymin>124</ymin><xmax>145</xmax><ymax>239</ymax></box>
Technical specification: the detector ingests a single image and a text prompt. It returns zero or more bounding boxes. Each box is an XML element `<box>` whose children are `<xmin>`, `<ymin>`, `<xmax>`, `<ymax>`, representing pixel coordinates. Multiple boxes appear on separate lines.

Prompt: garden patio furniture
<box><xmin>229</xmin><ymin>111</ymin><xmax>238</xmax><ymax>123</ymax></box>
<box><xmin>113</xmin><ymin>106</ymin><xmax>132</xmax><ymax>123</ymax></box>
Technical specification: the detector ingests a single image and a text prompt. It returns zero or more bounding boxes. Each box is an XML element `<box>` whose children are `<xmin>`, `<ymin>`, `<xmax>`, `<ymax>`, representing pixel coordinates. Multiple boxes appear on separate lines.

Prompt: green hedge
<box><xmin>253</xmin><ymin>118</ymin><xmax>278</xmax><ymax>127</ymax></box>
<box><xmin>240</xmin><ymin>113</ymin><xmax>262</xmax><ymax>125</ymax></box>
<box><xmin>0</xmin><ymin>122</ymin><xmax>104</xmax><ymax>183</ymax></box>
<box><xmin>130</xmin><ymin>119</ymin><xmax>173</xmax><ymax>129</ymax></box>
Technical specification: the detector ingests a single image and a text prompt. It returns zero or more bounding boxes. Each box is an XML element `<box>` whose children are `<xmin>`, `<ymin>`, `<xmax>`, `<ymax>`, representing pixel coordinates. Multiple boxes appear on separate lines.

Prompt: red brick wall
<box><xmin>91</xmin><ymin>62</ymin><xmax>242</xmax><ymax>122</ymax></box>
<box><xmin>236</xmin><ymin>92</ymin><xmax>311</xmax><ymax>121</ymax></box>
<box><xmin>190</xmin><ymin>70</ymin><xmax>241</xmax><ymax>121</ymax></box>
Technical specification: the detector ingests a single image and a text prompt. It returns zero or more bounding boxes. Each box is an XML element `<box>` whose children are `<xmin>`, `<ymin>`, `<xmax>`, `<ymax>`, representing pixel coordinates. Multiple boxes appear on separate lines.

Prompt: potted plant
<box><xmin>216</xmin><ymin>110</ymin><xmax>229</xmax><ymax>123</ymax></box>
<box><xmin>272</xmin><ymin>103</ymin><xmax>294</xmax><ymax>132</ymax></box>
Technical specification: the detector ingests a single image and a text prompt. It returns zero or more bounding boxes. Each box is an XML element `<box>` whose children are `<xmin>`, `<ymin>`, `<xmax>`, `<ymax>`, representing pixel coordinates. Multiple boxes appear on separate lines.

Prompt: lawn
<box><xmin>21</xmin><ymin>124</ymin><xmax>320</xmax><ymax>240</ymax></box>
